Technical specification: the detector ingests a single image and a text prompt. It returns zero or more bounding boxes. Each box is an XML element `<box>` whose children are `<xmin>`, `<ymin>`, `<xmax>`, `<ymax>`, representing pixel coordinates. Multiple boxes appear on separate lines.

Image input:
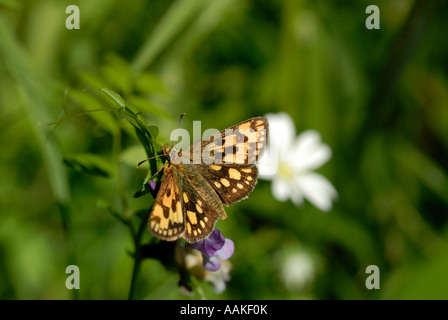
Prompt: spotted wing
<box><xmin>148</xmin><ymin>164</ymin><xmax>185</xmax><ymax>241</ymax></box>
<box><xmin>181</xmin><ymin>117</ymin><xmax>269</xmax><ymax>166</ymax></box>
<box><xmin>198</xmin><ymin>164</ymin><xmax>259</xmax><ymax>205</ymax></box>
<box><xmin>177</xmin><ymin>164</ymin><xmax>227</xmax><ymax>243</ymax></box>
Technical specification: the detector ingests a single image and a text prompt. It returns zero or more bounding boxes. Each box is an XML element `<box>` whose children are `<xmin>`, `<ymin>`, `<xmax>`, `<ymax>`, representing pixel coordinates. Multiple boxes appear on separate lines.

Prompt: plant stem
<box><xmin>128</xmin><ymin>211</ymin><xmax>150</xmax><ymax>300</ymax></box>
<box><xmin>128</xmin><ymin>251</ymin><xmax>142</xmax><ymax>300</ymax></box>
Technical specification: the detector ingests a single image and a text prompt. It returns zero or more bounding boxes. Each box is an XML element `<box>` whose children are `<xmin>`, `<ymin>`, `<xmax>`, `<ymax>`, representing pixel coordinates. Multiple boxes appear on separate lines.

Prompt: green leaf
<box><xmin>68</xmin><ymin>88</ymin><xmax>118</xmax><ymax>134</ymax></box>
<box><xmin>64</xmin><ymin>153</ymin><xmax>115</xmax><ymax>177</ymax></box>
<box><xmin>100</xmin><ymin>88</ymin><xmax>161</xmax><ymax>179</ymax></box>
<box><xmin>134</xmin><ymin>180</ymin><xmax>156</xmax><ymax>199</ymax></box>
<box><xmin>100</xmin><ymin>88</ymin><xmax>126</xmax><ymax>109</ymax></box>
<box><xmin>148</xmin><ymin>125</ymin><xmax>159</xmax><ymax>139</ymax></box>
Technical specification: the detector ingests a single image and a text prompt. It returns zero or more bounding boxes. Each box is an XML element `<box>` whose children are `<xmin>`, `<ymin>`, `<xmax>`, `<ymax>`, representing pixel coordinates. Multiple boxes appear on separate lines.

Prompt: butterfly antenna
<box><xmin>148</xmin><ymin>163</ymin><xmax>166</xmax><ymax>181</ymax></box>
<box><xmin>177</xmin><ymin>112</ymin><xmax>186</xmax><ymax>128</ymax></box>
<box><xmin>169</xmin><ymin>112</ymin><xmax>187</xmax><ymax>151</ymax></box>
<box><xmin>136</xmin><ymin>154</ymin><xmax>166</xmax><ymax>168</ymax></box>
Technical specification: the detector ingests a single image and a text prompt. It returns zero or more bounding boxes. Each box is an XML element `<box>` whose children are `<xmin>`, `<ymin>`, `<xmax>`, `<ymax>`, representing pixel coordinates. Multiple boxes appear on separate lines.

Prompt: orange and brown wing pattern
<box><xmin>183</xmin><ymin>117</ymin><xmax>269</xmax><ymax>166</ymax></box>
<box><xmin>199</xmin><ymin>164</ymin><xmax>259</xmax><ymax>205</ymax></box>
<box><xmin>148</xmin><ymin>164</ymin><xmax>185</xmax><ymax>241</ymax></box>
<box><xmin>177</xmin><ymin>164</ymin><xmax>227</xmax><ymax>242</ymax></box>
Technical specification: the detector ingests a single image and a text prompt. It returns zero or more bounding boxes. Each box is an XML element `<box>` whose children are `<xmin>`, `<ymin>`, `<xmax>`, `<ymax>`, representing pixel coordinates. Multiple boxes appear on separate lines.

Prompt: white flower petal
<box><xmin>264</xmin><ymin>112</ymin><xmax>296</xmax><ymax>154</ymax></box>
<box><xmin>257</xmin><ymin>149</ymin><xmax>277</xmax><ymax>178</ymax></box>
<box><xmin>206</xmin><ymin>275</ymin><xmax>226</xmax><ymax>294</ymax></box>
<box><xmin>293</xmin><ymin>144</ymin><xmax>332</xmax><ymax>172</ymax></box>
<box><xmin>271</xmin><ymin>178</ymin><xmax>291</xmax><ymax>202</ymax></box>
<box><xmin>294</xmin><ymin>130</ymin><xmax>321</xmax><ymax>153</ymax></box>
<box><xmin>290</xmin><ymin>189</ymin><xmax>305</xmax><ymax>207</ymax></box>
<box><xmin>291</xmin><ymin>130</ymin><xmax>332</xmax><ymax>171</ymax></box>
<box><xmin>204</xmin><ymin>261</ymin><xmax>232</xmax><ymax>294</ymax></box>
<box><xmin>296</xmin><ymin>173</ymin><xmax>337</xmax><ymax>211</ymax></box>
<box><xmin>259</xmin><ymin>113</ymin><xmax>297</xmax><ymax>177</ymax></box>
<box><xmin>259</xmin><ymin>113</ymin><xmax>337</xmax><ymax>211</ymax></box>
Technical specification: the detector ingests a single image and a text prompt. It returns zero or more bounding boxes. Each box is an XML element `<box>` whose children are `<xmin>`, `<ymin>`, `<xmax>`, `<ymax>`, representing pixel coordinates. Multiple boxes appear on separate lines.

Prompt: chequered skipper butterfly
<box><xmin>148</xmin><ymin>117</ymin><xmax>269</xmax><ymax>243</ymax></box>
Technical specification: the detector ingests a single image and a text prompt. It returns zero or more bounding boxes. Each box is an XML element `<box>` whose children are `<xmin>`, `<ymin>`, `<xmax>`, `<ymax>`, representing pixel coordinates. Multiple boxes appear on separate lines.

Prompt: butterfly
<box><xmin>147</xmin><ymin>117</ymin><xmax>269</xmax><ymax>243</ymax></box>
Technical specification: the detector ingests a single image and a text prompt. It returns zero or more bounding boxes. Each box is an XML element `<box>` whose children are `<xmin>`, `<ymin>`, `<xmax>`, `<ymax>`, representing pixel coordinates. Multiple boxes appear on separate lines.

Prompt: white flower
<box><xmin>184</xmin><ymin>248</ymin><xmax>232</xmax><ymax>295</ymax></box>
<box><xmin>258</xmin><ymin>112</ymin><xmax>337</xmax><ymax>212</ymax></box>
<box><xmin>203</xmin><ymin>260</ymin><xmax>232</xmax><ymax>294</ymax></box>
<box><xmin>280</xmin><ymin>251</ymin><xmax>315</xmax><ymax>292</ymax></box>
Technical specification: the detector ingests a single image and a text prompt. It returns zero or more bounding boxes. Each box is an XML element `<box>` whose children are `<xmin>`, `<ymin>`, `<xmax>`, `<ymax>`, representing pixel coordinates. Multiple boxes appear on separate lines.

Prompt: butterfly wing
<box><xmin>198</xmin><ymin>164</ymin><xmax>259</xmax><ymax>205</ymax></box>
<box><xmin>179</xmin><ymin>117</ymin><xmax>269</xmax><ymax>166</ymax></box>
<box><xmin>148</xmin><ymin>164</ymin><xmax>185</xmax><ymax>241</ymax></box>
<box><xmin>177</xmin><ymin>164</ymin><xmax>227</xmax><ymax>243</ymax></box>
<box><xmin>202</xmin><ymin>116</ymin><xmax>269</xmax><ymax>165</ymax></box>
<box><xmin>197</xmin><ymin>117</ymin><xmax>268</xmax><ymax>205</ymax></box>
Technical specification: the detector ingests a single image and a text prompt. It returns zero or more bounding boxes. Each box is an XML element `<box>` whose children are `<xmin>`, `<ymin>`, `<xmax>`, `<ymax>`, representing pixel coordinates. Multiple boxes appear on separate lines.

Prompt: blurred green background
<box><xmin>1</xmin><ymin>0</ymin><xmax>448</xmax><ymax>300</ymax></box>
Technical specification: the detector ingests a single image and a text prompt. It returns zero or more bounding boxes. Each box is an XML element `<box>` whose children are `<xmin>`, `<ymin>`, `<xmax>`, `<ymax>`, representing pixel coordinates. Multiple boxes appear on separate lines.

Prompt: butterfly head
<box><xmin>161</xmin><ymin>144</ymin><xmax>181</xmax><ymax>163</ymax></box>
<box><xmin>161</xmin><ymin>144</ymin><xmax>172</xmax><ymax>158</ymax></box>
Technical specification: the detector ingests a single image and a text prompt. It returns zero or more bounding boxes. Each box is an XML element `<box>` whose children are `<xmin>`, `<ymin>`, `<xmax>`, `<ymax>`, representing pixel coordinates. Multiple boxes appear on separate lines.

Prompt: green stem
<box><xmin>128</xmin><ymin>211</ymin><xmax>150</xmax><ymax>300</ymax></box>
<box><xmin>110</xmin><ymin>113</ymin><xmax>142</xmax><ymax>299</ymax></box>
<box><xmin>128</xmin><ymin>251</ymin><xmax>142</xmax><ymax>300</ymax></box>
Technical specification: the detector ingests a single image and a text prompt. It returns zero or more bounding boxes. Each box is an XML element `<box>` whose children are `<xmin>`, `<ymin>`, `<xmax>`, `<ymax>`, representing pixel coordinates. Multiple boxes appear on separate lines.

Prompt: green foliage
<box><xmin>1</xmin><ymin>0</ymin><xmax>448</xmax><ymax>300</ymax></box>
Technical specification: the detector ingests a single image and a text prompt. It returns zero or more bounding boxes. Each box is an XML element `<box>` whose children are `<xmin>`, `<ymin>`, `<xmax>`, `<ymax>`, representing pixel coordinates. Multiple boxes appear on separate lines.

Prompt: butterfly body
<box><xmin>148</xmin><ymin>117</ymin><xmax>269</xmax><ymax>243</ymax></box>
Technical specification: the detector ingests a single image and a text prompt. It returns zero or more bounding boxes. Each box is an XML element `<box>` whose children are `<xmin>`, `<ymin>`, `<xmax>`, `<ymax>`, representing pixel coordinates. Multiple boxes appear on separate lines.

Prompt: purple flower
<box><xmin>148</xmin><ymin>179</ymin><xmax>157</xmax><ymax>191</ymax></box>
<box><xmin>148</xmin><ymin>179</ymin><xmax>160</xmax><ymax>199</ymax></box>
<box><xmin>191</xmin><ymin>229</ymin><xmax>234</xmax><ymax>271</ymax></box>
